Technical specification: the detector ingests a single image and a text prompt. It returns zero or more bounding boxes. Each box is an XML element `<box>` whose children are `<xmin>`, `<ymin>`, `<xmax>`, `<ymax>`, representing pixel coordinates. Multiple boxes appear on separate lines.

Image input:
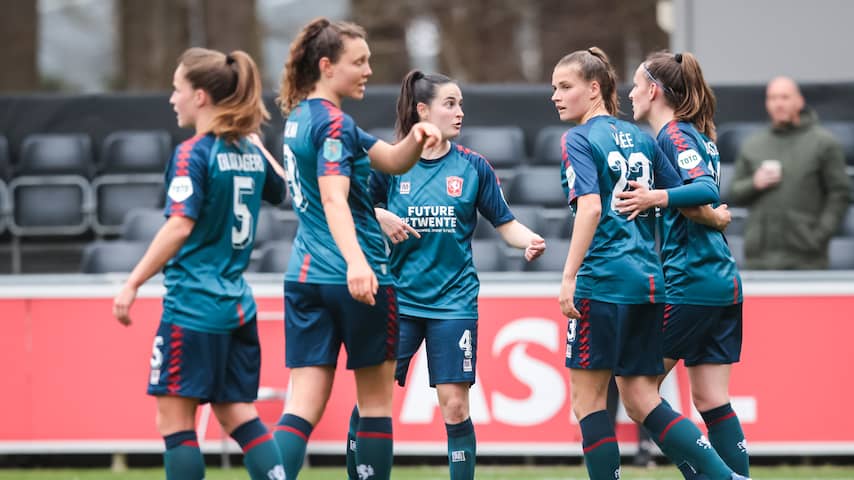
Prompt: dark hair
<box><xmin>394</xmin><ymin>70</ymin><xmax>454</xmax><ymax>140</ymax></box>
<box><xmin>555</xmin><ymin>46</ymin><xmax>619</xmax><ymax>116</ymax></box>
<box><xmin>178</xmin><ymin>48</ymin><xmax>268</xmax><ymax>143</ymax></box>
<box><xmin>276</xmin><ymin>17</ymin><xmax>367</xmax><ymax>115</ymax></box>
<box><xmin>644</xmin><ymin>51</ymin><xmax>717</xmax><ymax>140</ymax></box>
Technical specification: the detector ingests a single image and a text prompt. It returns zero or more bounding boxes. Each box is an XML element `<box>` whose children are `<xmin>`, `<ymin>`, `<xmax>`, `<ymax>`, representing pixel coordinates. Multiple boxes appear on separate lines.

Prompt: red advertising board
<box><xmin>2</xmin><ymin>279</ymin><xmax>854</xmax><ymax>455</ymax></box>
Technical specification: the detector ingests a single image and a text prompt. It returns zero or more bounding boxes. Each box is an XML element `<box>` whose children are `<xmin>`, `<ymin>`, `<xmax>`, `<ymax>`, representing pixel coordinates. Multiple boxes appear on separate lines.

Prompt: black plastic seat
<box><xmin>80</xmin><ymin>241</ymin><xmax>149</xmax><ymax>273</ymax></box>
<box><xmin>507</xmin><ymin>167</ymin><xmax>566</xmax><ymax>208</ymax></box>
<box><xmin>715</xmin><ymin>122</ymin><xmax>764</xmax><ymax>164</ymax></box>
<box><xmin>471</xmin><ymin>239</ymin><xmax>505</xmax><ymax>272</ymax></box>
<box><xmin>99</xmin><ymin>130</ymin><xmax>171</xmax><ymax>174</ymax></box>
<box><xmin>532</xmin><ymin>125</ymin><xmax>569</xmax><ymax>166</ymax></box>
<box><xmin>121</xmin><ymin>208</ymin><xmax>165</xmax><ymax>242</ymax></box>
<box><xmin>258</xmin><ymin>241</ymin><xmax>294</xmax><ymax>273</ymax></box>
<box><xmin>456</xmin><ymin>126</ymin><xmax>526</xmax><ymax>169</ymax></box>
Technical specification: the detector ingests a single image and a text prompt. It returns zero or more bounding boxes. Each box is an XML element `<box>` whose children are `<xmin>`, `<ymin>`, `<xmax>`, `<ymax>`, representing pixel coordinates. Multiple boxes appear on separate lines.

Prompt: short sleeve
<box><xmin>369</xmin><ymin>170</ymin><xmax>391</xmax><ymax>207</ymax></box>
<box><xmin>563</xmin><ymin>130</ymin><xmax>599</xmax><ymax>204</ymax></box>
<box><xmin>164</xmin><ymin>137</ymin><xmax>209</xmax><ymax>220</ymax></box>
<box><xmin>310</xmin><ymin>102</ymin><xmax>359</xmax><ymax>178</ymax></box>
<box><xmin>651</xmin><ymin>143</ymin><xmax>682</xmax><ymax>189</ymax></box>
<box><xmin>472</xmin><ymin>154</ymin><xmax>514</xmax><ymax>227</ymax></box>
<box><xmin>659</xmin><ymin>124</ymin><xmax>715</xmax><ymax>183</ymax></box>
<box><xmin>357</xmin><ymin>127</ymin><xmax>379</xmax><ymax>152</ymax></box>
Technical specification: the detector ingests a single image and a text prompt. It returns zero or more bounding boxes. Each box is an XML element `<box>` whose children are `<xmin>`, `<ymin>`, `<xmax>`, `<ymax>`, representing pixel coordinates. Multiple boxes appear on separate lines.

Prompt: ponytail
<box><xmin>556</xmin><ymin>46</ymin><xmax>619</xmax><ymax>116</ymax></box>
<box><xmin>393</xmin><ymin>70</ymin><xmax>454</xmax><ymax>140</ymax></box>
<box><xmin>276</xmin><ymin>17</ymin><xmax>366</xmax><ymax>115</ymax></box>
<box><xmin>178</xmin><ymin>48</ymin><xmax>268</xmax><ymax>143</ymax></box>
<box><xmin>644</xmin><ymin>51</ymin><xmax>717</xmax><ymax>140</ymax></box>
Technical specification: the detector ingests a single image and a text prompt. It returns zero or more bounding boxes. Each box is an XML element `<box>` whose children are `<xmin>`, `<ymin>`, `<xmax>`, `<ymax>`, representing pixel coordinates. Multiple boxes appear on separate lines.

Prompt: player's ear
<box><xmin>416</xmin><ymin>102</ymin><xmax>430</xmax><ymax>121</ymax></box>
<box><xmin>193</xmin><ymin>88</ymin><xmax>209</xmax><ymax>108</ymax></box>
<box><xmin>319</xmin><ymin>56</ymin><xmax>334</xmax><ymax>78</ymax></box>
<box><xmin>588</xmin><ymin>80</ymin><xmax>601</xmax><ymax>101</ymax></box>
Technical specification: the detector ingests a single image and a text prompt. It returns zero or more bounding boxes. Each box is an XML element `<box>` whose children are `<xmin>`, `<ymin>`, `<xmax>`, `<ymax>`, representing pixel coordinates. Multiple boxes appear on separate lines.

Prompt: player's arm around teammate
<box><xmin>113</xmin><ymin>48</ymin><xmax>286</xmax><ymax>480</ymax></box>
<box><xmin>552</xmin><ymin>48</ymin><xmax>748</xmax><ymax>480</ymax></box>
<box><xmin>623</xmin><ymin>50</ymin><xmax>751</xmax><ymax>479</ymax></box>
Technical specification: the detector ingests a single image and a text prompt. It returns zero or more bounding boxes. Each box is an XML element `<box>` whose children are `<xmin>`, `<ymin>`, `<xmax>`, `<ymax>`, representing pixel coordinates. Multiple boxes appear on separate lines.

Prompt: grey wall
<box><xmin>672</xmin><ymin>0</ymin><xmax>854</xmax><ymax>85</ymax></box>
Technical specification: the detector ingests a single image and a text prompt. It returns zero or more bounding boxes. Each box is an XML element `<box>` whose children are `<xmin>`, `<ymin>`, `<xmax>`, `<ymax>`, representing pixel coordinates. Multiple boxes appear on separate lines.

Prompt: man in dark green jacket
<box><xmin>729</xmin><ymin>76</ymin><xmax>850</xmax><ymax>269</ymax></box>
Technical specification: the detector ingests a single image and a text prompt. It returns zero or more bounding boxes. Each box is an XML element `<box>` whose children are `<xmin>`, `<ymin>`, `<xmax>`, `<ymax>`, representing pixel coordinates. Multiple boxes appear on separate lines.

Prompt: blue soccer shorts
<box><xmin>663</xmin><ymin>303</ymin><xmax>743</xmax><ymax>366</ymax></box>
<box><xmin>565</xmin><ymin>299</ymin><xmax>664</xmax><ymax>376</ymax></box>
<box><xmin>395</xmin><ymin>315</ymin><xmax>478</xmax><ymax>387</ymax></box>
<box><xmin>284</xmin><ymin>281</ymin><xmax>399</xmax><ymax>370</ymax></box>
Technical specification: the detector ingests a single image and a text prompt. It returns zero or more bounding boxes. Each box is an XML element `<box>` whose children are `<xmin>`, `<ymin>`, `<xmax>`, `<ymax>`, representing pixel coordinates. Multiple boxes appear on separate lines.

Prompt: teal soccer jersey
<box><xmin>282</xmin><ymin>98</ymin><xmax>390</xmax><ymax>284</ymax></box>
<box><xmin>370</xmin><ymin>143</ymin><xmax>514</xmax><ymax>318</ymax></box>
<box><xmin>657</xmin><ymin>121</ymin><xmax>743</xmax><ymax>305</ymax></box>
<box><xmin>162</xmin><ymin>133</ymin><xmax>286</xmax><ymax>333</ymax></box>
<box><xmin>561</xmin><ymin>115</ymin><xmax>681</xmax><ymax>304</ymax></box>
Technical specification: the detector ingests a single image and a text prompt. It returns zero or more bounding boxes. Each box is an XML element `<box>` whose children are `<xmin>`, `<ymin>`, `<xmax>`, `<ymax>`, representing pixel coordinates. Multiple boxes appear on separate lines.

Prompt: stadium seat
<box><xmin>270</xmin><ymin>211</ymin><xmax>299</xmax><ymax>241</ymax></box>
<box><xmin>9</xmin><ymin>134</ymin><xmax>95</xmax><ymax>236</ymax></box>
<box><xmin>98</xmin><ymin>130</ymin><xmax>171</xmax><ymax>174</ymax></box>
<box><xmin>254</xmin><ymin>207</ymin><xmax>277</xmax><ymax>247</ymax></box>
<box><xmin>121</xmin><ymin>208</ymin><xmax>164</xmax><ymax>242</ymax></box>
<box><xmin>17</xmin><ymin>133</ymin><xmax>94</xmax><ymax>177</ymax></box>
<box><xmin>507</xmin><ymin>167</ymin><xmax>567</xmax><ymax>208</ymax></box>
<box><xmin>551</xmin><ymin>209</ymin><xmax>575</xmax><ymax>239</ymax></box>
<box><xmin>725</xmin><ymin>235</ymin><xmax>745</xmax><ymax>269</ymax></box>
<box><xmin>9</xmin><ymin>177</ymin><xmax>92</xmax><ymax>236</ymax></box>
<box><xmin>523</xmin><ymin>237</ymin><xmax>569</xmax><ymax>272</ymax></box>
<box><xmin>257</xmin><ymin>241</ymin><xmax>293</xmax><ymax>273</ymax></box>
<box><xmin>456</xmin><ymin>126</ymin><xmax>526</xmax><ymax>169</ymax></box>
<box><xmin>92</xmin><ymin>178</ymin><xmax>164</xmax><ymax>235</ymax></box>
<box><xmin>715</xmin><ymin>122</ymin><xmax>764</xmax><ymax>164</ymax></box>
<box><xmin>79</xmin><ymin>241</ymin><xmax>149</xmax><ymax>273</ymax></box>
<box><xmin>473</xmin><ymin>213</ymin><xmax>500</xmax><ymax>240</ymax></box>
<box><xmin>0</xmin><ymin>135</ymin><xmax>10</xmax><ymax>180</ymax></box>
<box><xmin>825</xmin><ymin>122</ymin><xmax>854</xmax><ymax>166</ymax></box>
<box><xmin>471</xmin><ymin>239</ymin><xmax>505</xmax><ymax>272</ymax></box>
<box><xmin>718</xmin><ymin>162</ymin><xmax>735</xmax><ymax>203</ymax></box>
<box><xmin>828</xmin><ymin>237</ymin><xmax>854</xmax><ymax>270</ymax></box>
<box><xmin>531</xmin><ymin>125</ymin><xmax>568</xmax><ymax>166</ymax></box>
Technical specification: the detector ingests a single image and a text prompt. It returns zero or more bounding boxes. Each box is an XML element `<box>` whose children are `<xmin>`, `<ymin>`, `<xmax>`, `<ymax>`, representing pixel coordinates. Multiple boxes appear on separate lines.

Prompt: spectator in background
<box><xmin>729</xmin><ymin>76</ymin><xmax>850</xmax><ymax>269</ymax></box>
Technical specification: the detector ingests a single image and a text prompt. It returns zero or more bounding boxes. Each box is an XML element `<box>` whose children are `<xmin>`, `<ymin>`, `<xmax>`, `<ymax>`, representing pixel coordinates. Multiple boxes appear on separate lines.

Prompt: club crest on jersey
<box><xmin>446</xmin><ymin>176</ymin><xmax>463</xmax><ymax>197</ymax></box>
<box><xmin>400</xmin><ymin>181</ymin><xmax>411</xmax><ymax>194</ymax></box>
<box><xmin>323</xmin><ymin>138</ymin><xmax>343</xmax><ymax>162</ymax></box>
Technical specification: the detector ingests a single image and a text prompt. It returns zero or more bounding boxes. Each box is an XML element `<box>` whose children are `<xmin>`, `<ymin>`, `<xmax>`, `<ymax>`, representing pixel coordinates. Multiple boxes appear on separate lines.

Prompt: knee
<box><xmin>621</xmin><ymin>401</ymin><xmax>648</xmax><ymax>424</ymax></box>
<box><xmin>440</xmin><ymin>395</ymin><xmax>469</xmax><ymax>424</ymax></box>
<box><xmin>692</xmin><ymin>390</ymin><xmax>729</xmax><ymax>413</ymax></box>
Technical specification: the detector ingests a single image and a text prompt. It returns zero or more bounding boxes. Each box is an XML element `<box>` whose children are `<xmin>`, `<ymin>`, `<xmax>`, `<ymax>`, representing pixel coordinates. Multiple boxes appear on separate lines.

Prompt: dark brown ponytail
<box><xmin>394</xmin><ymin>69</ymin><xmax>453</xmax><ymax>140</ymax></box>
<box><xmin>556</xmin><ymin>46</ymin><xmax>619</xmax><ymax>116</ymax></box>
<box><xmin>644</xmin><ymin>51</ymin><xmax>717</xmax><ymax>140</ymax></box>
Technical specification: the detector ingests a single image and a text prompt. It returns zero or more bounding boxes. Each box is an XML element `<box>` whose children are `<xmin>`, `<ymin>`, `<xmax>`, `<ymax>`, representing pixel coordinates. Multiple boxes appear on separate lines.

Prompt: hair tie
<box><xmin>674</xmin><ymin>53</ymin><xmax>683</xmax><ymax>64</ymax></box>
<box><xmin>587</xmin><ymin>47</ymin><xmax>595</xmax><ymax>55</ymax></box>
<box><xmin>225</xmin><ymin>54</ymin><xmax>235</xmax><ymax>65</ymax></box>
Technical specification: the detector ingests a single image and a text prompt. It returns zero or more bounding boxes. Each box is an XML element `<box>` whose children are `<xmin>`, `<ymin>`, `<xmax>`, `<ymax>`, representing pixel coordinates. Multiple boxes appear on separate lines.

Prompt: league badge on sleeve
<box><xmin>323</xmin><ymin>138</ymin><xmax>343</xmax><ymax>163</ymax></box>
<box><xmin>446</xmin><ymin>176</ymin><xmax>463</xmax><ymax>197</ymax></box>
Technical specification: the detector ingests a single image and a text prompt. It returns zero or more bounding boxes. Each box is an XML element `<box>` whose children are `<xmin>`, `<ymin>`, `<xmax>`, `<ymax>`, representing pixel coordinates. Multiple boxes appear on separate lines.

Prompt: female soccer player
<box><xmin>271</xmin><ymin>18</ymin><xmax>441</xmax><ymax>480</ymax></box>
<box><xmin>344</xmin><ymin>69</ymin><xmax>545</xmax><ymax>480</ymax></box>
<box><xmin>552</xmin><ymin>47</ymin><xmax>749</xmax><ymax>480</ymax></box>
<box><xmin>618</xmin><ymin>50</ymin><xmax>749</xmax><ymax>478</ymax></box>
<box><xmin>112</xmin><ymin>47</ymin><xmax>286</xmax><ymax>480</ymax></box>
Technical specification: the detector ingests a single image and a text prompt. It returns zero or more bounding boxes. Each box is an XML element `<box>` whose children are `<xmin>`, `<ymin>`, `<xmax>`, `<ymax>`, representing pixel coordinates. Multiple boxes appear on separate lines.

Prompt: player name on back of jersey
<box><xmin>404</xmin><ymin>205</ymin><xmax>458</xmax><ymax>233</ymax></box>
<box><xmin>612</xmin><ymin>131</ymin><xmax>634</xmax><ymax>148</ymax></box>
<box><xmin>216</xmin><ymin>152</ymin><xmax>265</xmax><ymax>172</ymax></box>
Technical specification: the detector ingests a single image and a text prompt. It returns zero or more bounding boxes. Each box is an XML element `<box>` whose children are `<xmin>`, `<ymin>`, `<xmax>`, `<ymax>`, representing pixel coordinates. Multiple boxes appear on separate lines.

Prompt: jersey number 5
<box><xmin>232</xmin><ymin>176</ymin><xmax>255</xmax><ymax>249</ymax></box>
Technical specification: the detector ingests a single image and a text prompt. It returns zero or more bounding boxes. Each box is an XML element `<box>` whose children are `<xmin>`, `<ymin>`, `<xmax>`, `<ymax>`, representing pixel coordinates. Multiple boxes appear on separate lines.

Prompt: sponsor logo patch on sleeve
<box><xmin>677</xmin><ymin>149</ymin><xmax>702</xmax><ymax>170</ymax></box>
<box><xmin>167</xmin><ymin>176</ymin><xmax>193</xmax><ymax>202</ymax></box>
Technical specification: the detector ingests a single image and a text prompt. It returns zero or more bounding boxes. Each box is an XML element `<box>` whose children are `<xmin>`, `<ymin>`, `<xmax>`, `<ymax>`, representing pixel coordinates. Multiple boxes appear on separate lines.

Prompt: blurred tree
<box><xmin>429</xmin><ymin>0</ymin><xmax>526</xmax><ymax>82</ymax></box>
<box><xmin>538</xmin><ymin>0</ymin><xmax>667</xmax><ymax>84</ymax></box>
<box><xmin>352</xmin><ymin>0</ymin><xmax>413</xmax><ymax>83</ymax></box>
<box><xmin>0</xmin><ymin>0</ymin><xmax>38</xmax><ymax>92</ymax></box>
<box><xmin>118</xmin><ymin>0</ymin><xmax>260</xmax><ymax>91</ymax></box>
